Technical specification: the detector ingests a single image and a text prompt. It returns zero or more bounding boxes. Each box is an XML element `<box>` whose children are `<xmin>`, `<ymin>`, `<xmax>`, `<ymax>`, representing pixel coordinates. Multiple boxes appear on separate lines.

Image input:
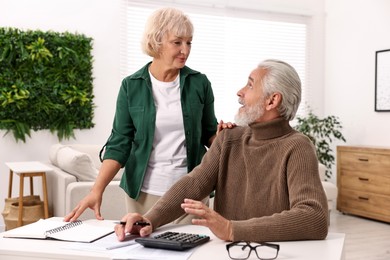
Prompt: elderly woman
<box><xmin>64</xmin><ymin>7</ymin><xmax>232</xmax><ymax>223</ymax></box>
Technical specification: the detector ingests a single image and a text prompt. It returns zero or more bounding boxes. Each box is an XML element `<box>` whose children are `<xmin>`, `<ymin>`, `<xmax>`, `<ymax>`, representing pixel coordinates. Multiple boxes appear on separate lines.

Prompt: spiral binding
<box><xmin>44</xmin><ymin>219</ymin><xmax>83</xmax><ymax>236</ymax></box>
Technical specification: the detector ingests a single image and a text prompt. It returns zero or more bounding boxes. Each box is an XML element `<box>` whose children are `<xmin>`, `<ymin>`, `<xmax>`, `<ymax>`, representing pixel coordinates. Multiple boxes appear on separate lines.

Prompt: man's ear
<box><xmin>265</xmin><ymin>92</ymin><xmax>282</xmax><ymax>110</ymax></box>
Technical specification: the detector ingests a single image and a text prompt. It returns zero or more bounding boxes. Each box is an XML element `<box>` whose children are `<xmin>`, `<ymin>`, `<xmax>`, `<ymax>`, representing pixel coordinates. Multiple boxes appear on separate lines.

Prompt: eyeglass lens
<box><xmin>228</xmin><ymin>242</ymin><xmax>278</xmax><ymax>260</ymax></box>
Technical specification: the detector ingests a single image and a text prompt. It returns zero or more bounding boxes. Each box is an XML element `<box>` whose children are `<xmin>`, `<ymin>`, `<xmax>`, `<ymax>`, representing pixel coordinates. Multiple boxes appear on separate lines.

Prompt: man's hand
<box><xmin>114</xmin><ymin>213</ymin><xmax>153</xmax><ymax>241</ymax></box>
<box><xmin>181</xmin><ymin>198</ymin><xmax>233</xmax><ymax>241</ymax></box>
<box><xmin>63</xmin><ymin>191</ymin><xmax>103</xmax><ymax>222</ymax></box>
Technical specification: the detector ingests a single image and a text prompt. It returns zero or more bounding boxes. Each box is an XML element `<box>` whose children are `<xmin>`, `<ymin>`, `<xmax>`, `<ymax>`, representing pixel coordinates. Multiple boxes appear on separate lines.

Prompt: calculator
<box><xmin>135</xmin><ymin>231</ymin><xmax>210</xmax><ymax>251</ymax></box>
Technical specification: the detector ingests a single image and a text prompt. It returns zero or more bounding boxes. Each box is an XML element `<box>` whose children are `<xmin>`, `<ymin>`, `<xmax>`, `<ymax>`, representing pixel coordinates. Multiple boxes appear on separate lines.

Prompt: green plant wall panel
<box><xmin>0</xmin><ymin>27</ymin><xmax>94</xmax><ymax>142</ymax></box>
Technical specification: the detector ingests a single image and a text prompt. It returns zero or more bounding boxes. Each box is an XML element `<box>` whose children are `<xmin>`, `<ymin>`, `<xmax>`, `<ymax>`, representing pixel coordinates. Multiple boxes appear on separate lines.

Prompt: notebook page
<box><xmin>3</xmin><ymin>218</ymin><xmax>72</xmax><ymax>239</ymax></box>
<box><xmin>47</xmin><ymin>219</ymin><xmax>115</xmax><ymax>243</ymax></box>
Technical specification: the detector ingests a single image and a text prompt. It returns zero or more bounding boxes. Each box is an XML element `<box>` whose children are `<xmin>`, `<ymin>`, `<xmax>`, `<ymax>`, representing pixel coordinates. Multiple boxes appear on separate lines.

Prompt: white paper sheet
<box><xmin>63</xmin><ymin>232</ymin><xmax>193</xmax><ymax>260</ymax></box>
<box><xmin>110</xmin><ymin>243</ymin><xmax>193</xmax><ymax>260</ymax></box>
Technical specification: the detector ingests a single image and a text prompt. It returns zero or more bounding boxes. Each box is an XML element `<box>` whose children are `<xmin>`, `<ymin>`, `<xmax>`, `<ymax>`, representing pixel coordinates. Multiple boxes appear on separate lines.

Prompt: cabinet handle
<box><xmin>358</xmin><ymin>196</ymin><xmax>369</xmax><ymax>201</ymax></box>
<box><xmin>358</xmin><ymin>158</ymin><xmax>369</xmax><ymax>162</ymax></box>
<box><xmin>358</xmin><ymin>177</ymin><xmax>369</xmax><ymax>181</ymax></box>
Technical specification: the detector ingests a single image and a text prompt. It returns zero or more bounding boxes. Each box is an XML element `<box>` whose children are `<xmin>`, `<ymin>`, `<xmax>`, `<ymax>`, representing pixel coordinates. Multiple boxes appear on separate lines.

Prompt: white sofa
<box><xmin>45</xmin><ymin>144</ymin><xmax>126</xmax><ymax>220</ymax></box>
<box><xmin>318</xmin><ymin>163</ymin><xmax>338</xmax><ymax>213</ymax></box>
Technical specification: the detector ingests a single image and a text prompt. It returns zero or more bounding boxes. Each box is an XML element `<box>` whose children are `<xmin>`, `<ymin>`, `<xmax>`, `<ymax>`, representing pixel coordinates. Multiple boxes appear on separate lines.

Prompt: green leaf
<box><xmin>0</xmin><ymin>27</ymin><xmax>95</xmax><ymax>142</ymax></box>
<box><xmin>294</xmin><ymin>107</ymin><xmax>347</xmax><ymax>179</ymax></box>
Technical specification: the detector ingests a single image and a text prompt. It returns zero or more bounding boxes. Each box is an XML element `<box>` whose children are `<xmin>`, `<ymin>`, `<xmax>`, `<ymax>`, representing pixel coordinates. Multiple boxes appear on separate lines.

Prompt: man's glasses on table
<box><xmin>226</xmin><ymin>241</ymin><xmax>280</xmax><ymax>260</ymax></box>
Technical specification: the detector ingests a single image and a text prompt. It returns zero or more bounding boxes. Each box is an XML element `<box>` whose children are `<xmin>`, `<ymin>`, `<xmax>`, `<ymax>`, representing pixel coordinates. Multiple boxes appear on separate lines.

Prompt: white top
<box><xmin>141</xmin><ymin>72</ymin><xmax>187</xmax><ymax>196</ymax></box>
<box><xmin>5</xmin><ymin>161</ymin><xmax>52</xmax><ymax>174</ymax></box>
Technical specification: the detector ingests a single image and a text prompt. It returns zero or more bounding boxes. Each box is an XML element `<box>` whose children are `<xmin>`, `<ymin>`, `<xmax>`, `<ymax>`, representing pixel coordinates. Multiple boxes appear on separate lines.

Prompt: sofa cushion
<box><xmin>67</xmin><ymin>144</ymin><xmax>102</xmax><ymax>170</ymax></box>
<box><xmin>49</xmin><ymin>143</ymin><xmax>63</xmax><ymax>167</ymax></box>
<box><xmin>49</xmin><ymin>143</ymin><xmax>124</xmax><ymax>181</ymax></box>
<box><xmin>51</xmin><ymin>146</ymin><xmax>99</xmax><ymax>181</ymax></box>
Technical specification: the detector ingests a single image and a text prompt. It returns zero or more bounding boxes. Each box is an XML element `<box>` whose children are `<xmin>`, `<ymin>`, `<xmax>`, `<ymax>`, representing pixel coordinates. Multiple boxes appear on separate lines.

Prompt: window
<box><xmin>121</xmin><ymin>1</ymin><xmax>310</xmax><ymax>121</ymax></box>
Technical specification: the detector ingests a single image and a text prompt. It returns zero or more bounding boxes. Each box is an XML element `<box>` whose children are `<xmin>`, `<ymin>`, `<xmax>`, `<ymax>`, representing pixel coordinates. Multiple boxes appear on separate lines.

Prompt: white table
<box><xmin>5</xmin><ymin>161</ymin><xmax>53</xmax><ymax>227</ymax></box>
<box><xmin>0</xmin><ymin>220</ymin><xmax>345</xmax><ymax>260</ymax></box>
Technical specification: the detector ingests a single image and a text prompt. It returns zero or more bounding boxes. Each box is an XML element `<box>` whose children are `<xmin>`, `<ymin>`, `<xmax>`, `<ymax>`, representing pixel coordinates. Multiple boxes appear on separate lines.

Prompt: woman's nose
<box><xmin>181</xmin><ymin>45</ymin><xmax>190</xmax><ymax>55</ymax></box>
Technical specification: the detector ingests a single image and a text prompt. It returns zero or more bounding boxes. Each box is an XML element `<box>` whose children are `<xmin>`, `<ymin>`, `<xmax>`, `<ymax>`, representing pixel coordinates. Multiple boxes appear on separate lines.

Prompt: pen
<box><xmin>115</xmin><ymin>221</ymin><xmax>150</xmax><ymax>226</ymax></box>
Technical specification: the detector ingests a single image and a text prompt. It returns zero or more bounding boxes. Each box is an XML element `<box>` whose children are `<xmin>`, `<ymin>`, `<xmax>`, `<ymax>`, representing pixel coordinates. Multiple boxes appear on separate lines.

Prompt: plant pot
<box><xmin>2</xmin><ymin>196</ymin><xmax>44</xmax><ymax>230</ymax></box>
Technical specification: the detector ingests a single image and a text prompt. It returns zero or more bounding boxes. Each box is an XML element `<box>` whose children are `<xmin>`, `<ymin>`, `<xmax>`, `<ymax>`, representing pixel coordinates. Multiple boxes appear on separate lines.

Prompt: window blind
<box><xmin>120</xmin><ymin>1</ymin><xmax>309</xmax><ymax>121</ymax></box>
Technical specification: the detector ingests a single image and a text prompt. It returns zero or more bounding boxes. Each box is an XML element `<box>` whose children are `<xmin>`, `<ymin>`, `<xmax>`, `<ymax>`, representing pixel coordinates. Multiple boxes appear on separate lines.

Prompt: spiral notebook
<box><xmin>3</xmin><ymin>217</ymin><xmax>115</xmax><ymax>243</ymax></box>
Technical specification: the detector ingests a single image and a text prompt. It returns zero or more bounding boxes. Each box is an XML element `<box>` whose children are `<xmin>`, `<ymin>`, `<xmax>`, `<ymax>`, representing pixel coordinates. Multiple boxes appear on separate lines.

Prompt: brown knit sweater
<box><xmin>144</xmin><ymin>118</ymin><xmax>329</xmax><ymax>242</ymax></box>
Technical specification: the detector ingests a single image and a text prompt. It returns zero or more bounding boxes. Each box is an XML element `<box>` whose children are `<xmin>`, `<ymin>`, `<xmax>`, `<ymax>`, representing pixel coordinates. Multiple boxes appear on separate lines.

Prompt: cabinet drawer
<box><xmin>338</xmin><ymin>189</ymin><xmax>390</xmax><ymax>221</ymax></box>
<box><xmin>339</xmin><ymin>151</ymin><xmax>390</xmax><ymax>176</ymax></box>
<box><xmin>339</xmin><ymin>170</ymin><xmax>390</xmax><ymax>196</ymax></box>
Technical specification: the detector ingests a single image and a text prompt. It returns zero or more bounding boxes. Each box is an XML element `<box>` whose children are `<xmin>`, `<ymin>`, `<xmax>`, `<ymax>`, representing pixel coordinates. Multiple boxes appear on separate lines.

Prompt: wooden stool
<box><xmin>5</xmin><ymin>161</ymin><xmax>52</xmax><ymax>227</ymax></box>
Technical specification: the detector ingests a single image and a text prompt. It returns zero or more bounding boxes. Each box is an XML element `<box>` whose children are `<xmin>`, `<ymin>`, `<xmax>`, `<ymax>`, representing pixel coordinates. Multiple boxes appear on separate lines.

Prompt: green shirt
<box><xmin>103</xmin><ymin>62</ymin><xmax>218</xmax><ymax>199</ymax></box>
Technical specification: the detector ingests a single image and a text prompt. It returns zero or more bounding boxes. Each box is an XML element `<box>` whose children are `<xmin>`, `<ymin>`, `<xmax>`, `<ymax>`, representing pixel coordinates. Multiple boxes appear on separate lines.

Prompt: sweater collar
<box><xmin>248</xmin><ymin>118</ymin><xmax>293</xmax><ymax>140</ymax></box>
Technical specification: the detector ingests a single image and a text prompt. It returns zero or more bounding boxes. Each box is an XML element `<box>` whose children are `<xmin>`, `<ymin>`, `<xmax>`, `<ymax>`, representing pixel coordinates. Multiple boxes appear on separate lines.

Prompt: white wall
<box><xmin>0</xmin><ymin>0</ymin><xmax>123</xmax><ymax>230</ymax></box>
<box><xmin>324</xmin><ymin>0</ymin><xmax>390</xmax><ymax>173</ymax></box>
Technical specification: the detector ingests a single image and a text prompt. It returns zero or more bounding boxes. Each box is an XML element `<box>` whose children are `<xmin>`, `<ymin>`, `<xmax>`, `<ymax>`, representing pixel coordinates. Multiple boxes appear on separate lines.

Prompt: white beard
<box><xmin>234</xmin><ymin>100</ymin><xmax>264</xmax><ymax>126</ymax></box>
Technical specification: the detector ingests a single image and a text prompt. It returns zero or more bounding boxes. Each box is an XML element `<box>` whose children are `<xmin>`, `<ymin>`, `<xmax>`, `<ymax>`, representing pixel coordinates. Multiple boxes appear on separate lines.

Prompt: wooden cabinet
<box><xmin>337</xmin><ymin>146</ymin><xmax>390</xmax><ymax>223</ymax></box>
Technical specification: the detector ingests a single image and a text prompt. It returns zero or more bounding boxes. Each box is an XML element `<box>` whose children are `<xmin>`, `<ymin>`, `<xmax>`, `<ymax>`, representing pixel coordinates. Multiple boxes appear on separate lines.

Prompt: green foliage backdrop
<box><xmin>0</xmin><ymin>27</ymin><xmax>94</xmax><ymax>142</ymax></box>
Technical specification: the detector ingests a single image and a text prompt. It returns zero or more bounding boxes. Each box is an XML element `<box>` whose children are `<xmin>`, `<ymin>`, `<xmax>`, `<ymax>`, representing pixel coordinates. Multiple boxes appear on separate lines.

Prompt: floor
<box><xmin>329</xmin><ymin>210</ymin><xmax>390</xmax><ymax>260</ymax></box>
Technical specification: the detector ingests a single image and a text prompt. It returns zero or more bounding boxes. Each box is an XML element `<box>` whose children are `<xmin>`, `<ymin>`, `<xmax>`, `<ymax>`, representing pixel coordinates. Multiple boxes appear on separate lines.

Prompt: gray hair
<box><xmin>141</xmin><ymin>7</ymin><xmax>194</xmax><ymax>57</ymax></box>
<box><xmin>258</xmin><ymin>59</ymin><xmax>301</xmax><ymax>121</ymax></box>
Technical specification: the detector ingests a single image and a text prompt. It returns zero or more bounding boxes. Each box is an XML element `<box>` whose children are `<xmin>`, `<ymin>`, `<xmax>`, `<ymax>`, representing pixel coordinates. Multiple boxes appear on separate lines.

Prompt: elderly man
<box><xmin>115</xmin><ymin>59</ymin><xmax>328</xmax><ymax>243</ymax></box>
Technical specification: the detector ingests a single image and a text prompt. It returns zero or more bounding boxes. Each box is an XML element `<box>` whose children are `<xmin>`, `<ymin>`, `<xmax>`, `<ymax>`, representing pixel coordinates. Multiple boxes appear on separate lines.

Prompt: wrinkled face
<box><xmin>158</xmin><ymin>32</ymin><xmax>192</xmax><ymax>69</ymax></box>
<box><xmin>234</xmin><ymin>68</ymin><xmax>267</xmax><ymax>126</ymax></box>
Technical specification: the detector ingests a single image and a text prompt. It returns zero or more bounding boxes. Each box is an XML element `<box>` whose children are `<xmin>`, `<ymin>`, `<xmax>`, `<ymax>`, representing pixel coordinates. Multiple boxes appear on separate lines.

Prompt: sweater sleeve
<box><xmin>144</xmin><ymin>135</ymin><xmax>221</xmax><ymax>228</ymax></box>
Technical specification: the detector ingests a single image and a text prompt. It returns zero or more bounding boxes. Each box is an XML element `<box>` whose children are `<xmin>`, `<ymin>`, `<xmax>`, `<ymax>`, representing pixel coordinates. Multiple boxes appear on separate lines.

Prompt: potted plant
<box><xmin>294</xmin><ymin>110</ymin><xmax>346</xmax><ymax>179</ymax></box>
